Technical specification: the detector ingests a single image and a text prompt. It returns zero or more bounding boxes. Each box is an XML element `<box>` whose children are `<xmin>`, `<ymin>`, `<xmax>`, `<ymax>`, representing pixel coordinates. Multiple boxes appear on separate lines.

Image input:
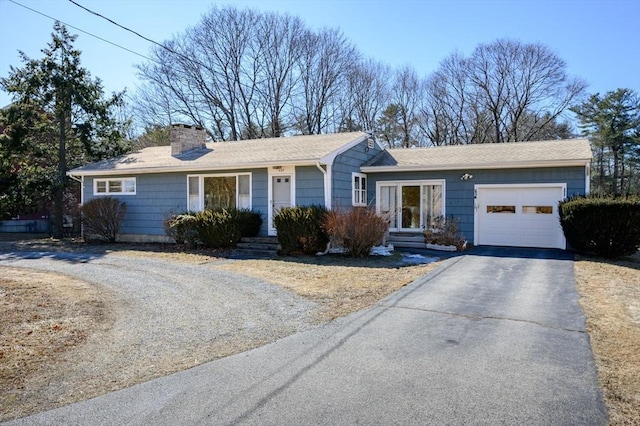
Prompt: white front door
<box><xmin>269</xmin><ymin>174</ymin><xmax>293</xmax><ymax>235</ymax></box>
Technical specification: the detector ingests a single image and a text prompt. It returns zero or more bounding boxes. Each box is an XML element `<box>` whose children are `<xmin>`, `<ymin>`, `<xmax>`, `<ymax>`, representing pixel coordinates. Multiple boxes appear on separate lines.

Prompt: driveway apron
<box><xmin>6</xmin><ymin>247</ymin><xmax>607</xmax><ymax>425</ymax></box>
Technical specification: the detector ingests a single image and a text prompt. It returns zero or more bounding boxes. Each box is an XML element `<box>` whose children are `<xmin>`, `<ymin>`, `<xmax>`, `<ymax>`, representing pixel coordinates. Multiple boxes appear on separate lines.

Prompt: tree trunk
<box><xmin>52</xmin><ymin>88</ymin><xmax>68</xmax><ymax>238</ymax></box>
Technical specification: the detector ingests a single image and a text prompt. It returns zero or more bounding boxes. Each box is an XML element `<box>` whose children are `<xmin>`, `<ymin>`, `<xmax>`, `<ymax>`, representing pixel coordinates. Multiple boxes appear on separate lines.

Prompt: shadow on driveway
<box><xmin>398</xmin><ymin>245</ymin><xmax>574</xmax><ymax>261</ymax></box>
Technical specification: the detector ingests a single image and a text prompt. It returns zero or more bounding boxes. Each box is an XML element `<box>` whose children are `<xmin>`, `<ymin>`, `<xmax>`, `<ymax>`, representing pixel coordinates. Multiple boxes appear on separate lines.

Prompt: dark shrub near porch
<box><xmin>165</xmin><ymin>208</ymin><xmax>262</xmax><ymax>248</ymax></box>
<box><xmin>273</xmin><ymin>205</ymin><xmax>329</xmax><ymax>255</ymax></box>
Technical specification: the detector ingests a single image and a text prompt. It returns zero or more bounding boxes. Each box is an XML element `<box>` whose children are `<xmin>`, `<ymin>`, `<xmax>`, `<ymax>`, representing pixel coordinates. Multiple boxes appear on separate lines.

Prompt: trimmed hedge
<box><xmin>273</xmin><ymin>205</ymin><xmax>329</xmax><ymax>255</ymax></box>
<box><xmin>559</xmin><ymin>195</ymin><xmax>640</xmax><ymax>258</ymax></box>
<box><xmin>165</xmin><ymin>208</ymin><xmax>262</xmax><ymax>248</ymax></box>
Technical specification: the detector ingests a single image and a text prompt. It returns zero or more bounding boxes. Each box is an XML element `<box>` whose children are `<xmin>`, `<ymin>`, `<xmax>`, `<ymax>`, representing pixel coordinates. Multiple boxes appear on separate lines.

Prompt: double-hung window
<box><xmin>352</xmin><ymin>173</ymin><xmax>367</xmax><ymax>206</ymax></box>
<box><xmin>94</xmin><ymin>178</ymin><xmax>136</xmax><ymax>195</ymax></box>
<box><xmin>188</xmin><ymin>173</ymin><xmax>251</xmax><ymax>211</ymax></box>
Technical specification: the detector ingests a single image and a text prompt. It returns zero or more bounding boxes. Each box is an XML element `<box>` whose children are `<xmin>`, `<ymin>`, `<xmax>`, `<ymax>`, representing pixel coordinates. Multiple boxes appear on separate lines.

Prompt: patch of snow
<box><xmin>371</xmin><ymin>244</ymin><xmax>394</xmax><ymax>256</ymax></box>
<box><xmin>401</xmin><ymin>253</ymin><xmax>440</xmax><ymax>265</ymax></box>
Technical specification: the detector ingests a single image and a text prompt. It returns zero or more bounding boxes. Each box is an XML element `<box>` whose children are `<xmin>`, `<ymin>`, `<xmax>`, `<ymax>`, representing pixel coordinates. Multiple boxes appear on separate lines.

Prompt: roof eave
<box><xmin>360</xmin><ymin>159</ymin><xmax>592</xmax><ymax>173</ymax></box>
<box><xmin>67</xmin><ymin>159</ymin><xmax>323</xmax><ymax>177</ymax></box>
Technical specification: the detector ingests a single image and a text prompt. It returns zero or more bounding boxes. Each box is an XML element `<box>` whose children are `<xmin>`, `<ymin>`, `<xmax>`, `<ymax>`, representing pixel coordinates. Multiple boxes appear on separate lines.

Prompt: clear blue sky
<box><xmin>1</xmin><ymin>0</ymin><xmax>639</xmax><ymax>109</ymax></box>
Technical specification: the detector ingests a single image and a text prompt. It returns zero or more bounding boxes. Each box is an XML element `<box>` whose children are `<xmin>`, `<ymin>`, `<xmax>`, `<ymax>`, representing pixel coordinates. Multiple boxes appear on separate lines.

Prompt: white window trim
<box><xmin>352</xmin><ymin>172</ymin><xmax>367</xmax><ymax>206</ymax></box>
<box><xmin>375</xmin><ymin>179</ymin><xmax>446</xmax><ymax>232</ymax></box>
<box><xmin>93</xmin><ymin>177</ymin><xmax>136</xmax><ymax>195</ymax></box>
<box><xmin>187</xmin><ymin>172</ymin><xmax>252</xmax><ymax>211</ymax></box>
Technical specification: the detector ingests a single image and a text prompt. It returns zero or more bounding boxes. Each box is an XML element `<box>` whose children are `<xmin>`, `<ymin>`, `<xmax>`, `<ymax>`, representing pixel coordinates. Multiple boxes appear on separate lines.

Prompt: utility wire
<box><xmin>67</xmin><ymin>0</ymin><xmax>167</xmax><ymax>52</ymax></box>
<box><xmin>7</xmin><ymin>0</ymin><xmax>155</xmax><ymax>64</ymax></box>
<box><xmin>66</xmin><ymin>0</ymin><xmax>212</xmax><ymax>73</ymax></box>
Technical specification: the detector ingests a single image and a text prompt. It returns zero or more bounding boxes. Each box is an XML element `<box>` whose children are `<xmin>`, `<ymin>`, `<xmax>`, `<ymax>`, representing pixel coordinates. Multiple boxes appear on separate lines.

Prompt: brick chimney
<box><xmin>170</xmin><ymin>124</ymin><xmax>206</xmax><ymax>156</ymax></box>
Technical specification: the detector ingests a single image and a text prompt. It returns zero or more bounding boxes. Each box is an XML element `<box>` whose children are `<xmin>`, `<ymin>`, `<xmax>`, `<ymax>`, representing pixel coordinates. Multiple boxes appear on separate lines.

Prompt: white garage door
<box><xmin>475</xmin><ymin>185</ymin><xmax>566</xmax><ymax>249</ymax></box>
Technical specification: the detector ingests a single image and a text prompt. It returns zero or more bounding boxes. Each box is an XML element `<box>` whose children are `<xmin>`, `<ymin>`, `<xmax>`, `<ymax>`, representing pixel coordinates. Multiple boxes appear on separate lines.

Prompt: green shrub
<box><xmin>81</xmin><ymin>197</ymin><xmax>127</xmax><ymax>242</ymax></box>
<box><xmin>165</xmin><ymin>208</ymin><xmax>262</xmax><ymax>248</ymax></box>
<box><xmin>322</xmin><ymin>207</ymin><xmax>388</xmax><ymax>257</ymax></box>
<box><xmin>559</xmin><ymin>195</ymin><xmax>640</xmax><ymax>258</ymax></box>
<box><xmin>235</xmin><ymin>208</ymin><xmax>263</xmax><ymax>237</ymax></box>
<box><xmin>164</xmin><ymin>212</ymin><xmax>199</xmax><ymax>247</ymax></box>
<box><xmin>273</xmin><ymin>205</ymin><xmax>329</xmax><ymax>255</ymax></box>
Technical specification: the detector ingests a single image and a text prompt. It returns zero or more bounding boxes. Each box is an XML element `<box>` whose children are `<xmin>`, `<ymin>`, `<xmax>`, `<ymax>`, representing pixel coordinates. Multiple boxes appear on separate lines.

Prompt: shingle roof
<box><xmin>362</xmin><ymin>139</ymin><xmax>592</xmax><ymax>171</ymax></box>
<box><xmin>69</xmin><ymin>132</ymin><xmax>368</xmax><ymax>176</ymax></box>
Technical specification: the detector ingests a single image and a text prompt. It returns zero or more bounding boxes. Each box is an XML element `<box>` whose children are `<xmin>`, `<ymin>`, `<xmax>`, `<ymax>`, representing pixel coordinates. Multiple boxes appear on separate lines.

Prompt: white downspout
<box><xmin>67</xmin><ymin>174</ymin><xmax>84</xmax><ymax>237</ymax></box>
<box><xmin>315</xmin><ymin>162</ymin><xmax>333</xmax><ymax>255</ymax></box>
<box><xmin>316</xmin><ymin>162</ymin><xmax>332</xmax><ymax>210</ymax></box>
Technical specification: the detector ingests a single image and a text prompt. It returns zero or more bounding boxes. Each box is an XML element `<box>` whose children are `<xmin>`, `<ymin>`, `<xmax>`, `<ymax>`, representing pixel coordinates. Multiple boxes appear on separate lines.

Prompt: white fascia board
<box><xmin>67</xmin><ymin>160</ymin><xmax>319</xmax><ymax>177</ymax></box>
<box><xmin>320</xmin><ymin>134</ymin><xmax>368</xmax><ymax>165</ymax></box>
<box><xmin>360</xmin><ymin>159</ymin><xmax>592</xmax><ymax>173</ymax></box>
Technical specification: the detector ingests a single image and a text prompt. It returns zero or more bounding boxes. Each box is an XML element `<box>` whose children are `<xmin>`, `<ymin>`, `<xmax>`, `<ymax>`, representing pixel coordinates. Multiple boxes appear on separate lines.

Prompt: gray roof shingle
<box><xmin>362</xmin><ymin>139</ymin><xmax>592</xmax><ymax>171</ymax></box>
<box><xmin>69</xmin><ymin>132</ymin><xmax>368</xmax><ymax>176</ymax></box>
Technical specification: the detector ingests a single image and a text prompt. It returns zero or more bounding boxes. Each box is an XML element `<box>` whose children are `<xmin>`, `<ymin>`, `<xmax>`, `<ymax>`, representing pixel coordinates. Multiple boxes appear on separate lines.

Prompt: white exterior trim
<box><xmin>352</xmin><ymin>172</ymin><xmax>367</xmax><ymax>206</ymax></box>
<box><xmin>361</xmin><ymin>159</ymin><xmax>591</xmax><ymax>173</ymax></box>
<box><xmin>375</xmin><ymin>179</ymin><xmax>446</xmax><ymax>232</ymax></box>
<box><xmin>186</xmin><ymin>172</ymin><xmax>253</xmax><ymax>211</ymax></box>
<box><xmin>473</xmin><ymin>183</ymin><xmax>567</xmax><ymax>249</ymax></box>
<box><xmin>93</xmin><ymin>177</ymin><xmax>137</xmax><ymax>195</ymax></box>
<box><xmin>268</xmin><ymin>165</ymin><xmax>296</xmax><ymax>236</ymax></box>
<box><xmin>585</xmin><ymin>163</ymin><xmax>591</xmax><ymax>194</ymax></box>
<box><xmin>319</xmin><ymin>134</ymin><xmax>371</xmax><ymax>165</ymax></box>
<box><xmin>68</xmin><ymin>160</ymin><xmax>319</xmax><ymax>177</ymax></box>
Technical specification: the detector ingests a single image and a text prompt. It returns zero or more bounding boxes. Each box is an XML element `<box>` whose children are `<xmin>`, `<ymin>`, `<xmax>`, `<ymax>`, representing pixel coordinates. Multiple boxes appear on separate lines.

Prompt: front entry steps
<box><xmin>231</xmin><ymin>236</ymin><xmax>280</xmax><ymax>258</ymax></box>
<box><xmin>386</xmin><ymin>232</ymin><xmax>427</xmax><ymax>249</ymax></box>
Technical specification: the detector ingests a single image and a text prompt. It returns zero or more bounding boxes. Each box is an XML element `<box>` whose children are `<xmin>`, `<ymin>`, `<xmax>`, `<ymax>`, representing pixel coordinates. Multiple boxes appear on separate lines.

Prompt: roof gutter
<box><xmin>67</xmin><ymin>159</ymin><xmax>324</xmax><ymax>177</ymax></box>
<box><xmin>361</xmin><ymin>159</ymin><xmax>592</xmax><ymax>173</ymax></box>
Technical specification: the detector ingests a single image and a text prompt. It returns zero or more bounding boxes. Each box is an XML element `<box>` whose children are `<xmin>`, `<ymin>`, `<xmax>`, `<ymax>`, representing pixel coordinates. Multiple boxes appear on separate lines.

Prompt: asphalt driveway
<box><xmin>5</xmin><ymin>247</ymin><xmax>607</xmax><ymax>425</ymax></box>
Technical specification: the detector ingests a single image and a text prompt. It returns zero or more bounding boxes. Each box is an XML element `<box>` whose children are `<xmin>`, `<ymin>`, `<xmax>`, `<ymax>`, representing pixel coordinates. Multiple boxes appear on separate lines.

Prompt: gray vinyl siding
<box><xmin>295</xmin><ymin>166</ymin><xmax>325</xmax><ymax>206</ymax></box>
<box><xmin>366</xmin><ymin>166</ymin><xmax>587</xmax><ymax>244</ymax></box>
<box><xmin>332</xmin><ymin>138</ymin><xmax>383</xmax><ymax>209</ymax></box>
<box><xmin>83</xmin><ymin>168</ymin><xmax>270</xmax><ymax>238</ymax></box>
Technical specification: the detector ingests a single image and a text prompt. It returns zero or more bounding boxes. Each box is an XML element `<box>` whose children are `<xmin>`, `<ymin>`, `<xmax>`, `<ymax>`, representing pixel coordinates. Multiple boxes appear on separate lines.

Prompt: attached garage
<box><xmin>362</xmin><ymin>138</ymin><xmax>593</xmax><ymax>250</ymax></box>
<box><xmin>474</xmin><ymin>184</ymin><xmax>567</xmax><ymax>249</ymax></box>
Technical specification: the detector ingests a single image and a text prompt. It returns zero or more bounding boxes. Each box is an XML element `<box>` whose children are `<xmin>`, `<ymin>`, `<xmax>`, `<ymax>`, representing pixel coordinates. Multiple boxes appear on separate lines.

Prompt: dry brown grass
<box><xmin>574</xmin><ymin>252</ymin><xmax>640</xmax><ymax>425</ymax></box>
<box><xmin>216</xmin><ymin>255</ymin><xmax>438</xmax><ymax>321</ymax></box>
<box><xmin>0</xmin><ymin>268</ymin><xmax>116</xmax><ymax>419</ymax></box>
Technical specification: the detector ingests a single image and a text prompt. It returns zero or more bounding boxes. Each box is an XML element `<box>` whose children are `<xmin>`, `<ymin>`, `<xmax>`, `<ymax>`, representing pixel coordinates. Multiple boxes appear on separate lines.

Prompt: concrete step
<box><xmin>387</xmin><ymin>234</ymin><xmax>425</xmax><ymax>243</ymax></box>
<box><xmin>389</xmin><ymin>241</ymin><xmax>430</xmax><ymax>249</ymax></box>
<box><xmin>229</xmin><ymin>248</ymin><xmax>278</xmax><ymax>259</ymax></box>
<box><xmin>236</xmin><ymin>242</ymin><xmax>280</xmax><ymax>250</ymax></box>
<box><xmin>240</xmin><ymin>237</ymin><xmax>279</xmax><ymax>244</ymax></box>
<box><xmin>232</xmin><ymin>236</ymin><xmax>280</xmax><ymax>259</ymax></box>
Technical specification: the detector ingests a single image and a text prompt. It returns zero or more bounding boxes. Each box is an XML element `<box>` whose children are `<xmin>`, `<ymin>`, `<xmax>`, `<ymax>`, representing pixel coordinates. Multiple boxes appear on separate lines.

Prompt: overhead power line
<box><xmin>67</xmin><ymin>0</ymin><xmax>167</xmax><ymax>52</ymax></box>
<box><xmin>66</xmin><ymin>0</ymin><xmax>210</xmax><ymax>73</ymax></box>
<box><xmin>7</xmin><ymin>0</ymin><xmax>155</xmax><ymax>63</ymax></box>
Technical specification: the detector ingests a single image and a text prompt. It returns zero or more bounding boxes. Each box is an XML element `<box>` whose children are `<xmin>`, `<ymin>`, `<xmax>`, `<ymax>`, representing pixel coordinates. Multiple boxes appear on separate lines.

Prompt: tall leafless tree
<box><xmin>420</xmin><ymin>39</ymin><xmax>586</xmax><ymax>145</ymax></box>
<box><xmin>340</xmin><ymin>58</ymin><xmax>391</xmax><ymax>132</ymax></box>
<box><xmin>294</xmin><ymin>27</ymin><xmax>359</xmax><ymax>135</ymax></box>
<box><xmin>256</xmin><ymin>12</ymin><xmax>305</xmax><ymax>137</ymax></box>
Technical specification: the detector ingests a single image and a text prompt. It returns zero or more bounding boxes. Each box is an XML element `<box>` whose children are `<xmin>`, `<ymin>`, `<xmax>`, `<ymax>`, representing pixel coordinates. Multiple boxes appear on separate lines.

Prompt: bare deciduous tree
<box><xmin>342</xmin><ymin>58</ymin><xmax>391</xmax><ymax>132</ymax></box>
<box><xmin>295</xmin><ymin>27</ymin><xmax>359</xmax><ymax>135</ymax></box>
<box><xmin>420</xmin><ymin>39</ymin><xmax>586</xmax><ymax>145</ymax></box>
